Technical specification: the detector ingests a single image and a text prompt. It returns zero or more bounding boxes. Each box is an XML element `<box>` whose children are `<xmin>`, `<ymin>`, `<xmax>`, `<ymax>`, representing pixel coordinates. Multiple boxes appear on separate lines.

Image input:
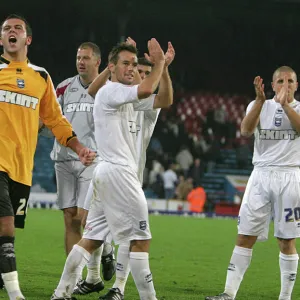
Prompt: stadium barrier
<box><xmin>28</xmin><ymin>192</ymin><xmax>238</xmax><ymax>219</ymax></box>
<box><xmin>28</xmin><ymin>193</ymin><xmax>190</xmax><ymax>211</ymax></box>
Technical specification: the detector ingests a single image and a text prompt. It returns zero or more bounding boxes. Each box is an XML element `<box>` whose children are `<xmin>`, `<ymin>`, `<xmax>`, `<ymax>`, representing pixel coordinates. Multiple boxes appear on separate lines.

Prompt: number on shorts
<box><xmin>284</xmin><ymin>207</ymin><xmax>300</xmax><ymax>223</ymax></box>
<box><xmin>294</xmin><ymin>207</ymin><xmax>300</xmax><ymax>221</ymax></box>
<box><xmin>16</xmin><ymin>198</ymin><xmax>27</xmax><ymax>216</ymax></box>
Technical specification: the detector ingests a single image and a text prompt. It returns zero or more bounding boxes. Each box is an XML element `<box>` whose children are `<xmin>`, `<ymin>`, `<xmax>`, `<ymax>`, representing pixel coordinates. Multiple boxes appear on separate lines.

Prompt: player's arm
<box><xmin>133</xmin><ymin>68</ymin><xmax>142</xmax><ymax>85</ymax></box>
<box><xmin>137</xmin><ymin>39</ymin><xmax>165</xmax><ymax>99</ymax></box>
<box><xmin>152</xmin><ymin>41</ymin><xmax>175</xmax><ymax>108</ymax></box>
<box><xmin>241</xmin><ymin>76</ymin><xmax>265</xmax><ymax>137</ymax></box>
<box><xmin>39</xmin><ymin>74</ymin><xmax>95</xmax><ymax>165</ymax></box>
<box><xmin>153</xmin><ymin>67</ymin><xmax>173</xmax><ymax>109</ymax></box>
<box><xmin>38</xmin><ymin>80</ymin><xmax>67</xmax><ymax>137</ymax></box>
<box><xmin>88</xmin><ymin>67</ymin><xmax>110</xmax><ymax>98</ymax></box>
<box><xmin>38</xmin><ymin>118</ymin><xmax>54</xmax><ymax>137</ymax></box>
<box><xmin>278</xmin><ymin>76</ymin><xmax>300</xmax><ymax>133</ymax></box>
<box><xmin>283</xmin><ymin>105</ymin><xmax>300</xmax><ymax>133</ymax></box>
<box><xmin>125</xmin><ymin>37</ymin><xmax>142</xmax><ymax>85</ymax></box>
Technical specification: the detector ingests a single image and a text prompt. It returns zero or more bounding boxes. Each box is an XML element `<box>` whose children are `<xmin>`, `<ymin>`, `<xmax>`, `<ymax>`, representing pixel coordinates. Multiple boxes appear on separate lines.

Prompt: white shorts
<box><xmin>55</xmin><ymin>161</ymin><xmax>96</xmax><ymax>210</ymax></box>
<box><xmin>83</xmin><ymin>161</ymin><xmax>151</xmax><ymax>245</ymax></box>
<box><xmin>83</xmin><ymin>181</ymin><xmax>93</xmax><ymax>211</ymax></box>
<box><xmin>238</xmin><ymin>167</ymin><xmax>300</xmax><ymax>241</ymax></box>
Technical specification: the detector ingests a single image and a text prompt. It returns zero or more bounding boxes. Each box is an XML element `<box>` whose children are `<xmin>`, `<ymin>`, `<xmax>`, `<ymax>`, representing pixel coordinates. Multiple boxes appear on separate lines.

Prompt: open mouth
<box><xmin>8</xmin><ymin>36</ymin><xmax>17</xmax><ymax>44</ymax></box>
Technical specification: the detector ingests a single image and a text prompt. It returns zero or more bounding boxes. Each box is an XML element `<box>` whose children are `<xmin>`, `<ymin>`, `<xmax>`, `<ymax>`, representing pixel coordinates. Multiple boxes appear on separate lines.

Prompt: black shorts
<box><xmin>0</xmin><ymin>172</ymin><xmax>31</xmax><ymax>229</ymax></box>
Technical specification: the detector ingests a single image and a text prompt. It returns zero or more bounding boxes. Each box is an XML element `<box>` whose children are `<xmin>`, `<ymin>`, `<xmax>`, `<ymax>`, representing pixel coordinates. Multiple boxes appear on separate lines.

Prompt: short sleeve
<box><xmin>246</xmin><ymin>100</ymin><xmax>255</xmax><ymax>115</ymax></box>
<box><xmin>133</xmin><ymin>94</ymin><xmax>156</xmax><ymax>111</ymax></box>
<box><xmin>105</xmin><ymin>83</ymin><xmax>139</xmax><ymax>108</ymax></box>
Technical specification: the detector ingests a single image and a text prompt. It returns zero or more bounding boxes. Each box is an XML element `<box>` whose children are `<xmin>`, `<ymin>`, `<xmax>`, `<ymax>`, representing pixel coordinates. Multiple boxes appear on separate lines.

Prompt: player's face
<box><xmin>272</xmin><ymin>71</ymin><xmax>298</xmax><ymax>101</ymax></box>
<box><xmin>114</xmin><ymin>51</ymin><xmax>138</xmax><ymax>85</ymax></box>
<box><xmin>138</xmin><ymin>64</ymin><xmax>152</xmax><ymax>80</ymax></box>
<box><xmin>76</xmin><ymin>47</ymin><xmax>100</xmax><ymax>78</ymax></box>
<box><xmin>0</xmin><ymin>18</ymin><xmax>31</xmax><ymax>54</ymax></box>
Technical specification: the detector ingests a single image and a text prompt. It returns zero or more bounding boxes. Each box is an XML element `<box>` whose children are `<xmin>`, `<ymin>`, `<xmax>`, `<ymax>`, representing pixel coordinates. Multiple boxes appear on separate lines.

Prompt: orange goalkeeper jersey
<box><xmin>0</xmin><ymin>55</ymin><xmax>76</xmax><ymax>186</ymax></box>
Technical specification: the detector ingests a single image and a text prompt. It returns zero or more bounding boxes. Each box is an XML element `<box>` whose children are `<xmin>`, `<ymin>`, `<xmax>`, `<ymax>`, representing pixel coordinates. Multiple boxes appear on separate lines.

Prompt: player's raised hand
<box><xmin>253</xmin><ymin>76</ymin><xmax>266</xmax><ymax>102</ymax></box>
<box><xmin>126</xmin><ymin>37</ymin><xmax>136</xmax><ymax>48</ymax></box>
<box><xmin>145</xmin><ymin>38</ymin><xmax>165</xmax><ymax>65</ymax></box>
<box><xmin>79</xmin><ymin>147</ymin><xmax>96</xmax><ymax>166</ymax></box>
<box><xmin>275</xmin><ymin>75</ymin><xmax>289</xmax><ymax>106</ymax></box>
<box><xmin>164</xmin><ymin>42</ymin><xmax>175</xmax><ymax>67</ymax></box>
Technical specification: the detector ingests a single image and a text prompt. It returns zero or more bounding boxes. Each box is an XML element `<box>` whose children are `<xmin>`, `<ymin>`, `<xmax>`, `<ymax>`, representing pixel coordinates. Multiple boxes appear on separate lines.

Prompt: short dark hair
<box><xmin>78</xmin><ymin>42</ymin><xmax>101</xmax><ymax>59</ymax></box>
<box><xmin>272</xmin><ymin>65</ymin><xmax>297</xmax><ymax>82</ymax></box>
<box><xmin>138</xmin><ymin>57</ymin><xmax>153</xmax><ymax>67</ymax></box>
<box><xmin>1</xmin><ymin>14</ymin><xmax>32</xmax><ymax>37</ymax></box>
<box><xmin>108</xmin><ymin>42</ymin><xmax>138</xmax><ymax>64</ymax></box>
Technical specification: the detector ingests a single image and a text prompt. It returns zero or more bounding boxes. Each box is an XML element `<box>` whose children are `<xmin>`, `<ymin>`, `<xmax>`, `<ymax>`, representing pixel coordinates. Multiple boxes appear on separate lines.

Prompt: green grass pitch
<box><xmin>2</xmin><ymin>209</ymin><xmax>299</xmax><ymax>299</ymax></box>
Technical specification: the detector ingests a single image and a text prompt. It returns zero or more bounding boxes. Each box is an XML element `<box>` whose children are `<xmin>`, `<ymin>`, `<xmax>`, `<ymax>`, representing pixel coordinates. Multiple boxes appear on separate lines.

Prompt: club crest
<box><xmin>274</xmin><ymin>108</ymin><xmax>283</xmax><ymax>127</ymax></box>
<box><xmin>17</xmin><ymin>78</ymin><xmax>25</xmax><ymax>89</ymax></box>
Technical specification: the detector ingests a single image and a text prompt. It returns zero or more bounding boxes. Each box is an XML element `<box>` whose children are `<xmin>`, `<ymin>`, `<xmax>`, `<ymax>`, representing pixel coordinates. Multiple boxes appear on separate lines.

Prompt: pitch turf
<box><xmin>3</xmin><ymin>209</ymin><xmax>300</xmax><ymax>299</ymax></box>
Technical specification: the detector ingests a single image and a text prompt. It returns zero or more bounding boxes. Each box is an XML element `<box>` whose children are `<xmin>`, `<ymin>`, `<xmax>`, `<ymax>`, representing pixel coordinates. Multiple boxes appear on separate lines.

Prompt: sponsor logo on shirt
<box><xmin>65</xmin><ymin>102</ymin><xmax>94</xmax><ymax>113</ymax></box>
<box><xmin>0</xmin><ymin>90</ymin><xmax>38</xmax><ymax>109</ymax></box>
<box><xmin>259</xmin><ymin>129</ymin><xmax>298</xmax><ymax>140</ymax></box>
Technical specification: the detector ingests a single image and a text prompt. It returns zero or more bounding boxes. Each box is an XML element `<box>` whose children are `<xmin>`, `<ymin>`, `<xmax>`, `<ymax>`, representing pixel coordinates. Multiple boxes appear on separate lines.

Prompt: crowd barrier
<box><xmin>28</xmin><ymin>192</ymin><xmax>238</xmax><ymax>219</ymax></box>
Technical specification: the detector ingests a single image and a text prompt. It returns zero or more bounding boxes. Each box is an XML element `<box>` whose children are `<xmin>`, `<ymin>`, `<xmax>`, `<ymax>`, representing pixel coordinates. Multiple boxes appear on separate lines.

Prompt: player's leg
<box><xmin>99</xmin><ymin>242</ymin><xmax>130</xmax><ymax>299</ymax></box>
<box><xmin>52</xmin><ymin>176</ymin><xmax>110</xmax><ymax>299</ymax></box>
<box><xmin>205</xmin><ymin>169</ymin><xmax>271</xmax><ymax>300</ymax></box>
<box><xmin>79</xmin><ymin>176</ymin><xmax>104</xmax><ymax>290</ymax></box>
<box><xmin>0</xmin><ymin>172</ymin><xmax>30</xmax><ymax>300</ymax></box>
<box><xmin>84</xmin><ymin>191</ymin><xmax>116</xmax><ymax>284</ymax></box>
<box><xmin>129</xmin><ymin>239</ymin><xmax>157</xmax><ymax>300</ymax></box>
<box><xmin>101</xmin><ymin>233</ymin><xmax>116</xmax><ymax>281</ymax></box>
<box><xmin>73</xmin><ymin>179</ymin><xmax>111</xmax><ymax>296</ymax></box>
<box><xmin>113</xmin><ymin>242</ymin><xmax>130</xmax><ymax>293</ymax></box>
<box><xmin>51</xmin><ymin>238</ymin><xmax>102</xmax><ymax>299</ymax></box>
<box><xmin>55</xmin><ymin>162</ymin><xmax>80</xmax><ymax>255</ymax></box>
<box><xmin>76</xmin><ymin>161</ymin><xmax>97</xmax><ymax>235</ymax></box>
<box><xmin>274</xmin><ymin>169</ymin><xmax>300</xmax><ymax>300</ymax></box>
<box><xmin>63</xmin><ymin>207</ymin><xmax>82</xmax><ymax>255</ymax></box>
<box><xmin>77</xmin><ymin>161</ymin><xmax>97</xmax><ymax>227</ymax></box>
<box><xmin>277</xmin><ymin>238</ymin><xmax>298</xmax><ymax>300</ymax></box>
<box><xmin>98</xmin><ymin>163</ymin><xmax>157</xmax><ymax>300</ymax></box>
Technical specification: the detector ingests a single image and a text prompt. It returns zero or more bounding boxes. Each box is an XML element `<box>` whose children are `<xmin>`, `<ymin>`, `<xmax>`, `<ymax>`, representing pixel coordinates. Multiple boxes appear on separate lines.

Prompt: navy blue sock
<box><xmin>0</xmin><ymin>236</ymin><xmax>16</xmax><ymax>274</ymax></box>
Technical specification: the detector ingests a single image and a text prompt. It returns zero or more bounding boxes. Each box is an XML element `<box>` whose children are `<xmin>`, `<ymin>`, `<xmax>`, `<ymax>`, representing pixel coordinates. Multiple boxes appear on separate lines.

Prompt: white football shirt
<box><xmin>93</xmin><ymin>82</ymin><xmax>155</xmax><ymax>172</ymax></box>
<box><xmin>51</xmin><ymin>75</ymin><xmax>97</xmax><ymax>161</ymax></box>
<box><xmin>247</xmin><ymin>98</ymin><xmax>300</xmax><ymax>167</ymax></box>
<box><xmin>136</xmin><ymin>109</ymin><xmax>161</xmax><ymax>184</ymax></box>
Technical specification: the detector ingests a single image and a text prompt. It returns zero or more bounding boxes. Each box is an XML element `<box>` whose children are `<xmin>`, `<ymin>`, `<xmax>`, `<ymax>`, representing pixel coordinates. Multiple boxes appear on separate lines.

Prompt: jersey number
<box><xmin>284</xmin><ymin>207</ymin><xmax>300</xmax><ymax>222</ymax></box>
<box><xmin>16</xmin><ymin>198</ymin><xmax>27</xmax><ymax>216</ymax></box>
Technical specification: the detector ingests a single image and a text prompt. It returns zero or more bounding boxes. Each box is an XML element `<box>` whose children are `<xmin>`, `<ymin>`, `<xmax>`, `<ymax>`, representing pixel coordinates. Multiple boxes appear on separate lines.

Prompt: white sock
<box><xmin>103</xmin><ymin>242</ymin><xmax>113</xmax><ymax>256</ymax></box>
<box><xmin>112</xmin><ymin>243</ymin><xmax>130</xmax><ymax>294</ymax></box>
<box><xmin>129</xmin><ymin>252</ymin><xmax>157</xmax><ymax>300</ymax></box>
<box><xmin>224</xmin><ymin>246</ymin><xmax>252</xmax><ymax>298</ymax></box>
<box><xmin>106</xmin><ymin>233</ymin><xmax>113</xmax><ymax>245</ymax></box>
<box><xmin>55</xmin><ymin>245</ymin><xmax>91</xmax><ymax>297</ymax></box>
<box><xmin>86</xmin><ymin>245</ymin><xmax>103</xmax><ymax>284</ymax></box>
<box><xmin>2</xmin><ymin>271</ymin><xmax>25</xmax><ymax>300</ymax></box>
<box><xmin>279</xmin><ymin>252</ymin><xmax>298</xmax><ymax>300</ymax></box>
